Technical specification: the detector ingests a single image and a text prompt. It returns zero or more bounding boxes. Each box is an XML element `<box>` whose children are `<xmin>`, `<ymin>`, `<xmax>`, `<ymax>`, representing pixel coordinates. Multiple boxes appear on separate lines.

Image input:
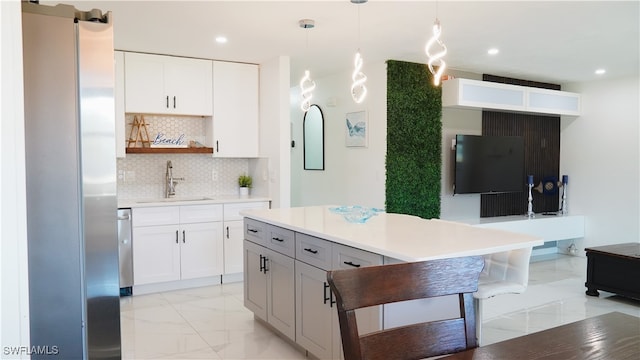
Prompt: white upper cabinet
<box><xmin>124</xmin><ymin>52</ymin><xmax>213</xmax><ymax>116</ymax></box>
<box><xmin>114</xmin><ymin>51</ymin><xmax>126</xmax><ymax>158</ymax></box>
<box><xmin>208</xmin><ymin>61</ymin><xmax>259</xmax><ymax>157</ymax></box>
<box><xmin>442</xmin><ymin>78</ymin><xmax>580</xmax><ymax>116</ymax></box>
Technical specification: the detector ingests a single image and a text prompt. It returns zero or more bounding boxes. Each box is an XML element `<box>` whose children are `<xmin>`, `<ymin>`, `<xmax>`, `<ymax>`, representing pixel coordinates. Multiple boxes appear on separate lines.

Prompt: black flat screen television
<box><xmin>454</xmin><ymin>134</ymin><xmax>524</xmax><ymax>194</ymax></box>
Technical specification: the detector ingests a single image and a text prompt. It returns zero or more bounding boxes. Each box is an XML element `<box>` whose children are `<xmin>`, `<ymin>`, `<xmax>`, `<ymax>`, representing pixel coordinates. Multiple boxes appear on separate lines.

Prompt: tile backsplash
<box><xmin>117</xmin><ymin>155</ymin><xmax>249</xmax><ymax>200</ymax></box>
<box><xmin>118</xmin><ymin>114</ymin><xmax>250</xmax><ymax>200</ymax></box>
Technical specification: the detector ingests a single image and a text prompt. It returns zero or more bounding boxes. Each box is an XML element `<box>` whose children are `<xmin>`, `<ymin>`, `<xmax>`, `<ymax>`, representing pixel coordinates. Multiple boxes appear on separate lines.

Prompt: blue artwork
<box><xmin>345</xmin><ymin>111</ymin><xmax>367</xmax><ymax>147</ymax></box>
<box><xmin>346</xmin><ymin>119</ymin><xmax>366</xmax><ymax>138</ymax></box>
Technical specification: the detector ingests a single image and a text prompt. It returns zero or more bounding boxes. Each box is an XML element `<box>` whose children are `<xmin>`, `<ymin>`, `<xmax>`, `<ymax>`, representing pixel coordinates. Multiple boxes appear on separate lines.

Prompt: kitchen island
<box><xmin>241</xmin><ymin>206</ymin><xmax>543</xmax><ymax>359</ymax></box>
<box><xmin>241</xmin><ymin>206</ymin><xmax>543</xmax><ymax>262</ymax></box>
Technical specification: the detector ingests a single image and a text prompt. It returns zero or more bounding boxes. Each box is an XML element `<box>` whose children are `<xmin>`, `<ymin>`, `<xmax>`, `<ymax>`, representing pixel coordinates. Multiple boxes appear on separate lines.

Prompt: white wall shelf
<box><xmin>442</xmin><ymin>78</ymin><xmax>581</xmax><ymax>116</ymax></box>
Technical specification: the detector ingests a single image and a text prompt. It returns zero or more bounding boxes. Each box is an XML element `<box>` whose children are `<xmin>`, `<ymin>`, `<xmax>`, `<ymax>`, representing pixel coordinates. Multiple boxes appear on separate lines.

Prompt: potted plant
<box><xmin>238</xmin><ymin>174</ymin><xmax>252</xmax><ymax>197</ymax></box>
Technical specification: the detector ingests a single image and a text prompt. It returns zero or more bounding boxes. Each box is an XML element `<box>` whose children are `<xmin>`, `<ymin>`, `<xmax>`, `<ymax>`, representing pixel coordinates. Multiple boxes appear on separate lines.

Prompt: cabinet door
<box><xmin>266</xmin><ymin>248</ymin><xmax>296</xmax><ymax>340</ymax></box>
<box><xmin>124</xmin><ymin>52</ymin><xmax>166</xmax><ymax>114</ymax></box>
<box><xmin>224</xmin><ymin>220</ymin><xmax>244</xmax><ymax>274</ymax></box>
<box><xmin>133</xmin><ymin>225</ymin><xmax>180</xmax><ymax>285</ymax></box>
<box><xmin>244</xmin><ymin>240</ymin><xmax>268</xmax><ymax>320</ymax></box>
<box><xmin>295</xmin><ymin>260</ymin><xmax>334</xmax><ymax>359</ymax></box>
<box><xmin>115</xmin><ymin>51</ymin><xmax>126</xmax><ymax>158</ymax></box>
<box><xmin>180</xmin><ymin>222</ymin><xmax>223</xmax><ymax>280</ymax></box>
<box><xmin>211</xmin><ymin>61</ymin><xmax>259</xmax><ymax>157</ymax></box>
<box><xmin>164</xmin><ymin>56</ymin><xmax>212</xmax><ymax>116</ymax></box>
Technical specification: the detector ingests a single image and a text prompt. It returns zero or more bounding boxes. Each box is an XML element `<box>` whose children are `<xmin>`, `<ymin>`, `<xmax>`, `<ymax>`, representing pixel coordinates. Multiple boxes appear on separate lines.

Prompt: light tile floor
<box><xmin>120</xmin><ymin>255</ymin><xmax>640</xmax><ymax>359</ymax></box>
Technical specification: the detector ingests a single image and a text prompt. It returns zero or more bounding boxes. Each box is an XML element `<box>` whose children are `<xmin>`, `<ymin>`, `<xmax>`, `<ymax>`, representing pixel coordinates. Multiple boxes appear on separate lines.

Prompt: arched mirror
<box><xmin>303</xmin><ymin>104</ymin><xmax>325</xmax><ymax>170</ymax></box>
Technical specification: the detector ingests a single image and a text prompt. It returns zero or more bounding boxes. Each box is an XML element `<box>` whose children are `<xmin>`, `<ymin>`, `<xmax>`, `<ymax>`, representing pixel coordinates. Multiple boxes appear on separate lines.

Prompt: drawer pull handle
<box><xmin>247</xmin><ymin>228</ymin><xmax>258</xmax><ymax>233</ymax></box>
<box><xmin>272</xmin><ymin>237</ymin><xmax>284</xmax><ymax>242</ymax></box>
<box><xmin>323</xmin><ymin>282</ymin><xmax>330</xmax><ymax>304</ymax></box>
<box><xmin>344</xmin><ymin>261</ymin><xmax>361</xmax><ymax>268</ymax></box>
<box><xmin>323</xmin><ymin>282</ymin><xmax>336</xmax><ymax>308</ymax></box>
<box><xmin>304</xmin><ymin>248</ymin><xmax>318</xmax><ymax>254</ymax></box>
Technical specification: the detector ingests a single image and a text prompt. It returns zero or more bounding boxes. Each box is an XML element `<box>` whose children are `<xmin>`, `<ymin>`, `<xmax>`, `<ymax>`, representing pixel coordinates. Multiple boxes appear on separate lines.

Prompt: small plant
<box><xmin>238</xmin><ymin>174</ymin><xmax>252</xmax><ymax>188</ymax></box>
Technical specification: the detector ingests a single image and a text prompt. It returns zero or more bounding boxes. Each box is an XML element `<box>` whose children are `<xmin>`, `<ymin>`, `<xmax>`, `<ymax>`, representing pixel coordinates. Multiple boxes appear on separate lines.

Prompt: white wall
<box><xmin>291</xmin><ymin>61</ymin><xmax>386</xmax><ymax>209</ymax></box>
<box><xmin>440</xmin><ymin>70</ymin><xmax>483</xmax><ymax>220</ymax></box>
<box><xmin>1</xmin><ymin>0</ymin><xmax>31</xmax><ymax>356</ymax></box>
<box><xmin>561</xmin><ymin>77</ymin><xmax>640</xmax><ymax>251</ymax></box>
<box><xmin>260</xmin><ymin>56</ymin><xmax>291</xmax><ymax>209</ymax></box>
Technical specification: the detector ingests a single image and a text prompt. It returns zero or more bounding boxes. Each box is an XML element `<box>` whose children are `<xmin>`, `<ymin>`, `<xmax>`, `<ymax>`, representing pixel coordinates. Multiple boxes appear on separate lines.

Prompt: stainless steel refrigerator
<box><xmin>22</xmin><ymin>2</ymin><xmax>121</xmax><ymax>359</ymax></box>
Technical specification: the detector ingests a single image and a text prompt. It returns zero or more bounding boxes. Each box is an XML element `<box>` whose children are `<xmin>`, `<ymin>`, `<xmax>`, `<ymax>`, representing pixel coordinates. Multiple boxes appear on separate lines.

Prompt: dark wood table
<box><xmin>585</xmin><ymin>243</ymin><xmax>640</xmax><ymax>300</ymax></box>
<box><xmin>440</xmin><ymin>312</ymin><xmax>640</xmax><ymax>359</ymax></box>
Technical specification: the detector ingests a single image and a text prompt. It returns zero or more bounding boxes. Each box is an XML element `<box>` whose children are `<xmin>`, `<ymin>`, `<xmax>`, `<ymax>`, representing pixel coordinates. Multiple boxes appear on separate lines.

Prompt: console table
<box><xmin>585</xmin><ymin>243</ymin><xmax>640</xmax><ymax>300</ymax></box>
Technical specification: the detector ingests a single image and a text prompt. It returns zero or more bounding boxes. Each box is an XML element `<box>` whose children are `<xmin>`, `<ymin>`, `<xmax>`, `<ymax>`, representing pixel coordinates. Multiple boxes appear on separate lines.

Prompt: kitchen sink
<box><xmin>135</xmin><ymin>196</ymin><xmax>214</xmax><ymax>203</ymax></box>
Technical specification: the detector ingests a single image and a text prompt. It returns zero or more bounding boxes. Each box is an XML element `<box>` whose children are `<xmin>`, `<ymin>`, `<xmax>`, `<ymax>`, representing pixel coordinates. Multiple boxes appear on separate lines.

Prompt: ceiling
<box><xmin>49</xmin><ymin>0</ymin><xmax>639</xmax><ymax>86</ymax></box>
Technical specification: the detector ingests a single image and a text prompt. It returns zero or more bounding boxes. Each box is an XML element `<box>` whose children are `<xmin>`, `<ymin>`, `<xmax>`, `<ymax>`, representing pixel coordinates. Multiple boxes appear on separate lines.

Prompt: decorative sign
<box><xmin>151</xmin><ymin>132</ymin><xmax>187</xmax><ymax>148</ymax></box>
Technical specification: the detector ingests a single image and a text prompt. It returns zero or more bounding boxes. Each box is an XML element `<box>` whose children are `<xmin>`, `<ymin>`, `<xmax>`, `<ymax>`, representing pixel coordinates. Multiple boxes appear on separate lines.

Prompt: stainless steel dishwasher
<box><xmin>118</xmin><ymin>208</ymin><xmax>133</xmax><ymax>295</ymax></box>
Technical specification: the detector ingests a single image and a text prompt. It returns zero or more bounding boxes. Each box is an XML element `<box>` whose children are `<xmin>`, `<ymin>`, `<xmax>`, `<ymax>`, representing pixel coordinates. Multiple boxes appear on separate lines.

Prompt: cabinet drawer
<box><xmin>296</xmin><ymin>233</ymin><xmax>332</xmax><ymax>271</ymax></box>
<box><xmin>132</xmin><ymin>206</ymin><xmax>179</xmax><ymax>227</ymax></box>
<box><xmin>245</xmin><ymin>218</ymin><xmax>267</xmax><ymax>245</ymax></box>
<box><xmin>224</xmin><ymin>201</ymin><xmax>269</xmax><ymax>221</ymax></box>
<box><xmin>265</xmin><ymin>225</ymin><xmax>295</xmax><ymax>258</ymax></box>
<box><xmin>180</xmin><ymin>204</ymin><xmax>222</xmax><ymax>223</ymax></box>
<box><xmin>332</xmin><ymin>243</ymin><xmax>383</xmax><ymax>270</ymax></box>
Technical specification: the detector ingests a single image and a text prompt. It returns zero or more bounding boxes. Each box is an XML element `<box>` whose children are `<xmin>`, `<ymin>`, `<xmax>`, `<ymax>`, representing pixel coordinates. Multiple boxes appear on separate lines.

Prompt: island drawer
<box><xmin>332</xmin><ymin>243</ymin><xmax>383</xmax><ymax>270</ymax></box>
<box><xmin>244</xmin><ymin>218</ymin><xmax>267</xmax><ymax>245</ymax></box>
<box><xmin>296</xmin><ymin>233</ymin><xmax>332</xmax><ymax>270</ymax></box>
<box><xmin>265</xmin><ymin>225</ymin><xmax>295</xmax><ymax>257</ymax></box>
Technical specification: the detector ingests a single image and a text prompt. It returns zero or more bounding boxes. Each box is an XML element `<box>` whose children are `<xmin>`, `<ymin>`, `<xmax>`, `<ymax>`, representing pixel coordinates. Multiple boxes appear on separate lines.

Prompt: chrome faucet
<box><xmin>165</xmin><ymin>160</ymin><xmax>184</xmax><ymax>198</ymax></box>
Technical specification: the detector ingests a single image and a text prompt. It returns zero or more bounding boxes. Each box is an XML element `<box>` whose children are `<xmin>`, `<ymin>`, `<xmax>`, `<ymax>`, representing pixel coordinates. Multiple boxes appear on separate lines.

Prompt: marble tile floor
<box><xmin>120</xmin><ymin>255</ymin><xmax>640</xmax><ymax>359</ymax></box>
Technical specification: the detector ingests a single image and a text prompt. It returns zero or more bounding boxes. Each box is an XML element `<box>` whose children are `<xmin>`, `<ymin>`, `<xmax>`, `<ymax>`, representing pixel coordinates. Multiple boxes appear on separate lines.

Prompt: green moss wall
<box><xmin>385</xmin><ymin>60</ymin><xmax>442</xmax><ymax>219</ymax></box>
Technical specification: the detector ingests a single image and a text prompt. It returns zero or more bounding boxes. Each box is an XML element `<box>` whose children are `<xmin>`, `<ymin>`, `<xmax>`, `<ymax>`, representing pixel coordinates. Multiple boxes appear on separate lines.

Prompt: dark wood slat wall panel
<box><xmin>483</xmin><ymin>74</ymin><xmax>561</xmax><ymax>91</ymax></box>
<box><xmin>480</xmin><ymin>75</ymin><xmax>561</xmax><ymax>217</ymax></box>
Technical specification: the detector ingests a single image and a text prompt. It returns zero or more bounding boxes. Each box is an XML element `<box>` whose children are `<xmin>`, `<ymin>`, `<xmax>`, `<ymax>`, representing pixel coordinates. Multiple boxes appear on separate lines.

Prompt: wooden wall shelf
<box><xmin>126</xmin><ymin>147</ymin><xmax>213</xmax><ymax>154</ymax></box>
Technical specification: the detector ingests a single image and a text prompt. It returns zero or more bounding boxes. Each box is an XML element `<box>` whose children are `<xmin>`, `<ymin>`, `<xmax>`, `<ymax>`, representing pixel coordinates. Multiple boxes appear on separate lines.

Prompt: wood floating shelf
<box><xmin>126</xmin><ymin>147</ymin><xmax>214</xmax><ymax>154</ymax></box>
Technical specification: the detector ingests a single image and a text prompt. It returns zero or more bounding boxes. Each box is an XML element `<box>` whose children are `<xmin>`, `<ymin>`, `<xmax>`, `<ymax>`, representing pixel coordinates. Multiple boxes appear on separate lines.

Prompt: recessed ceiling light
<box><xmin>487</xmin><ymin>48</ymin><xmax>499</xmax><ymax>55</ymax></box>
<box><xmin>215</xmin><ymin>36</ymin><xmax>228</xmax><ymax>44</ymax></box>
<box><xmin>595</xmin><ymin>68</ymin><xmax>606</xmax><ymax>75</ymax></box>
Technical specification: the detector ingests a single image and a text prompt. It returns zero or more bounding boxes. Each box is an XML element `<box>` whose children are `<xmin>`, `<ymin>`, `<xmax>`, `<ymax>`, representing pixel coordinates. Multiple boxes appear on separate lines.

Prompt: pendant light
<box><xmin>425</xmin><ymin>3</ymin><xmax>447</xmax><ymax>86</ymax></box>
<box><xmin>299</xmin><ymin>19</ymin><xmax>316</xmax><ymax>112</ymax></box>
<box><xmin>351</xmin><ymin>0</ymin><xmax>368</xmax><ymax>103</ymax></box>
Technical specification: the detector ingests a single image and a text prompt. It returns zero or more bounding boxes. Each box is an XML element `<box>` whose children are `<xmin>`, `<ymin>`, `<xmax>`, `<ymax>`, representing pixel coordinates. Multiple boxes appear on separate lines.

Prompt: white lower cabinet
<box><xmin>132</xmin><ymin>204</ymin><xmax>223</xmax><ymax>286</ymax></box>
<box><xmin>133</xmin><ymin>224</ymin><xmax>181</xmax><ymax>284</ymax></box>
<box><xmin>243</xmin><ymin>239</ymin><xmax>295</xmax><ymax>339</ymax></box>
<box><xmin>223</xmin><ymin>202</ymin><xmax>269</xmax><ymax>276</ymax></box>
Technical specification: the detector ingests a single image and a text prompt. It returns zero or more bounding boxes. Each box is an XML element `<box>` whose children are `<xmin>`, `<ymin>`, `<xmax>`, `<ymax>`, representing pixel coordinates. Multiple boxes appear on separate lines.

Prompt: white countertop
<box><xmin>118</xmin><ymin>195</ymin><xmax>271</xmax><ymax>209</ymax></box>
<box><xmin>241</xmin><ymin>206</ymin><xmax>544</xmax><ymax>262</ymax></box>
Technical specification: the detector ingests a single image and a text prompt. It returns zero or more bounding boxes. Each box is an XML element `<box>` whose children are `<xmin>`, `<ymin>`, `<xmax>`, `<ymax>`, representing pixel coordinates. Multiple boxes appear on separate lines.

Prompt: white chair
<box><xmin>474</xmin><ymin>247</ymin><xmax>533</xmax><ymax>345</ymax></box>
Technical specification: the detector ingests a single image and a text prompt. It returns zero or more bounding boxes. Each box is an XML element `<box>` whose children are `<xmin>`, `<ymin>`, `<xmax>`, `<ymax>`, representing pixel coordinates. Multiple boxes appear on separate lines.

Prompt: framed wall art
<box><xmin>345</xmin><ymin>110</ymin><xmax>367</xmax><ymax>147</ymax></box>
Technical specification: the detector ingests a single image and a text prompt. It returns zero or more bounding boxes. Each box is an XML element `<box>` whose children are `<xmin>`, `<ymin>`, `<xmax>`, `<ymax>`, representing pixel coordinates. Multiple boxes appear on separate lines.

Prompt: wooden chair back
<box><xmin>327</xmin><ymin>256</ymin><xmax>484</xmax><ymax>360</ymax></box>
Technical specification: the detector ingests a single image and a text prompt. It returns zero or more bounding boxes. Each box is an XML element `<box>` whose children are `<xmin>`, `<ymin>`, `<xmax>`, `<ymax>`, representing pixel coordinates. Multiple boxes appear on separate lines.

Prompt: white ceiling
<box><xmin>52</xmin><ymin>0</ymin><xmax>639</xmax><ymax>86</ymax></box>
